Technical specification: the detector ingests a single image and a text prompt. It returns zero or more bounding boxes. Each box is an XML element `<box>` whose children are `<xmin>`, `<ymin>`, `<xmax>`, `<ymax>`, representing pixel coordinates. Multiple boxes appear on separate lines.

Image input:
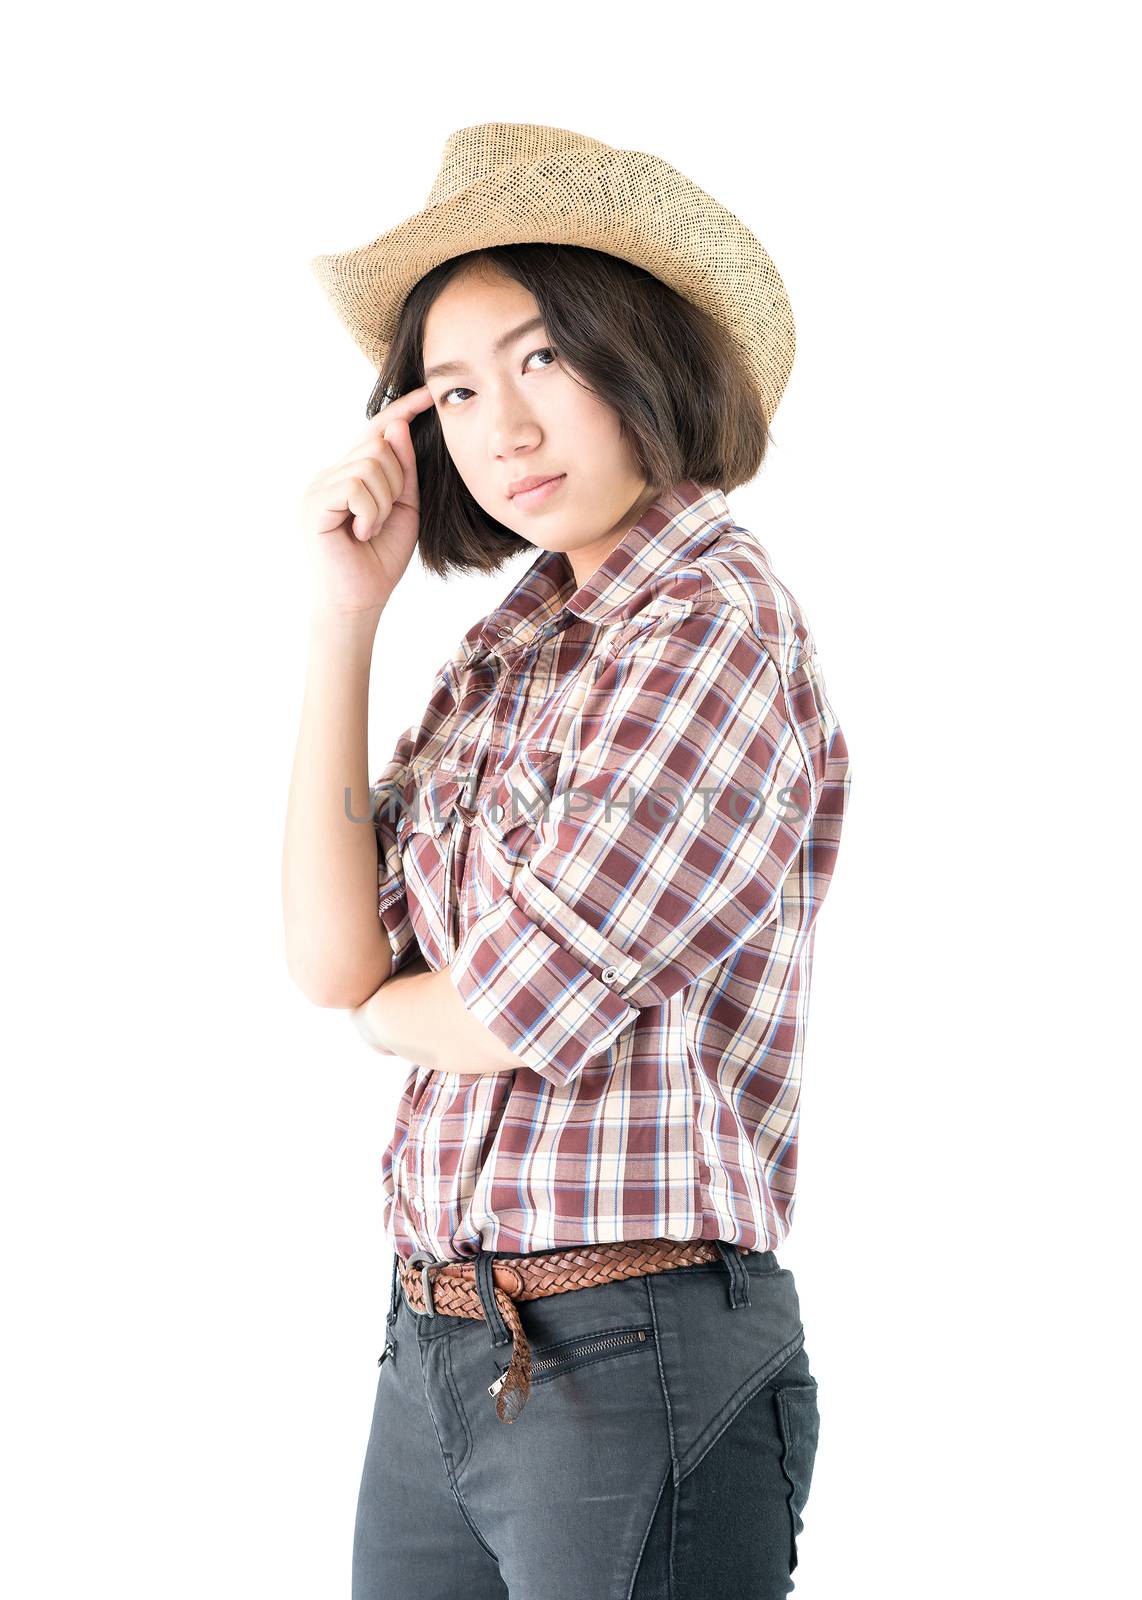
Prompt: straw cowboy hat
<box><xmin>310</xmin><ymin>121</ymin><xmax>796</xmax><ymax>424</ymax></box>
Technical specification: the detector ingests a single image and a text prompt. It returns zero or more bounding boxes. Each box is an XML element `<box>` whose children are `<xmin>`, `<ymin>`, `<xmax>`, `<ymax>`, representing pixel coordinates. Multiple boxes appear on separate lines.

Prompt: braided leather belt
<box><xmin>398</xmin><ymin>1236</ymin><xmax>735</xmax><ymax>1424</ymax></box>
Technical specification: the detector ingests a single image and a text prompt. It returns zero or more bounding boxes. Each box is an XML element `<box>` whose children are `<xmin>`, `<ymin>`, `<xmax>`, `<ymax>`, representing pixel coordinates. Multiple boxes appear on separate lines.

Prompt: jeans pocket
<box><xmin>774</xmin><ymin>1376</ymin><xmax>820</xmax><ymax>1572</ymax></box>
<box><xmin>527</xmin><ymin>1323</ymin><xmax>655</xmax><ymax>1386</ymax></box>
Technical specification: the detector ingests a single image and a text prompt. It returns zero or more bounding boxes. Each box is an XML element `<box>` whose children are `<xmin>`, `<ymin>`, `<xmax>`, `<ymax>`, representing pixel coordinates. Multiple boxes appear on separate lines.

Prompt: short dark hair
<box><xmin>366</xmin><ymin>243</ymin><xmax>770</xmax><ymax>579</ymax></box>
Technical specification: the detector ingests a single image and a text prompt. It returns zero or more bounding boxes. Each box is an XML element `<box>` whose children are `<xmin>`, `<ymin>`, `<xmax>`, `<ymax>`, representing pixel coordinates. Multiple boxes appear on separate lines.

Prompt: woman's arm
<box><xmin>350</xmin><ymin>951</ymin><xmax>432</xmax><ymax>1055</ymax></box>
<box><xmin>282</xmin><ymin>609</ymin><xmax>393</xmax><ymax>1008</ymax></box>
<box><xmin>351</xmin><ymin>957</ymin><xmax>529</xmax><ymax>1077</ymax></box>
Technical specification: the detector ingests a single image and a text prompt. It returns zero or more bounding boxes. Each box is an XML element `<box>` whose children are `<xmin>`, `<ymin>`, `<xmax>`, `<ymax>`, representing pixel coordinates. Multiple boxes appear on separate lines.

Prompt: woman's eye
<box><xmin>440</xmin><ymin>347</ymin><xmax>557</xmax><ymax>408</ymax></box>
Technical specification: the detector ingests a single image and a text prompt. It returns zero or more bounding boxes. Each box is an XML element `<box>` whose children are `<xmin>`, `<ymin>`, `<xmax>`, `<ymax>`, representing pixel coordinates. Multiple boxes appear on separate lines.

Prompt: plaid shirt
<box><xmin>370</xmin><ymin>477</ymin><xmax>850</xmax><ymax>1264</ymax></box>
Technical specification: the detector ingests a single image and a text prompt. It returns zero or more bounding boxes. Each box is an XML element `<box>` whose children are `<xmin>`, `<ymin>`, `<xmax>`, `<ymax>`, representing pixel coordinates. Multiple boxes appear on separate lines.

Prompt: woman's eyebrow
<box><xmin>423</xmin><ymin>315</ymin><xmax>546</xmax><ymax>382</ymax></box>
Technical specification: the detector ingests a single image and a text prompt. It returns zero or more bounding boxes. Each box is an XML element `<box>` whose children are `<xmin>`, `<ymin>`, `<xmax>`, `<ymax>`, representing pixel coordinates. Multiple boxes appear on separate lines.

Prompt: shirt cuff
<box><xmin>378</xmin><ymin>884</ymin><xmax>418</xmax><ymax>976</ymax></box>
<box><xmin>448</xmin><ymin>871</ymin><xmax>641</xmax><ymax>1088</ymax></box>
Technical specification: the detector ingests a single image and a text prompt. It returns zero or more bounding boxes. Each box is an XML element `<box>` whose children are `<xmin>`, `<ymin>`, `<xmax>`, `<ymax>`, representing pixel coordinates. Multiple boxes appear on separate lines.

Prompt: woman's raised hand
<box><xmin>300</xmin><ymin>385</ymin><xmax>437</xmax><ymax>618</ymax></box>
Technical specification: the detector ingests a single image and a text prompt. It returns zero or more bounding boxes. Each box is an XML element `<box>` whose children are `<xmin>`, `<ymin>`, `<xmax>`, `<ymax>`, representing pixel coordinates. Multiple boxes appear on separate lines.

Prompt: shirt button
<box><xmin>411</xmin><ymin>1195</ymin><xmax>425</xmax><ymax>1214</ymax></box>
<box><xmin>601</xmin><ymin>966</ymin><xmax>620</xmax><ymax>985</ymax></box>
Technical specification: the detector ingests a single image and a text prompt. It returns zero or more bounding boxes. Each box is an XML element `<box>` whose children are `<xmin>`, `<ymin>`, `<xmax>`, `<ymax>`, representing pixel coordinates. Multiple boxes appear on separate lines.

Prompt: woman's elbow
<box><xmin>285</xmin><ymin>944</ymin><xmax>392</xmax><ymax>1011</ymax></box>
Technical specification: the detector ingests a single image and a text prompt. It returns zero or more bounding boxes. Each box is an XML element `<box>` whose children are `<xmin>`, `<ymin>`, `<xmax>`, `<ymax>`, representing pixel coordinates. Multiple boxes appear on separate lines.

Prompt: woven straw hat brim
<box><xmin>310</xmin><ymin>124</ymin><xmax>796</xmax><ymax>424</ymax></box>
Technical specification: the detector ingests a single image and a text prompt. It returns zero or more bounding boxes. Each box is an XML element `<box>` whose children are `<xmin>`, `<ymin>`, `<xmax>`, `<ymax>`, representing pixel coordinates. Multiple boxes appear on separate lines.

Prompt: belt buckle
<box><xmin>406</xmin><ymin>1249</ymin><xmax>439</xmax><ymax>1316</ymax></box>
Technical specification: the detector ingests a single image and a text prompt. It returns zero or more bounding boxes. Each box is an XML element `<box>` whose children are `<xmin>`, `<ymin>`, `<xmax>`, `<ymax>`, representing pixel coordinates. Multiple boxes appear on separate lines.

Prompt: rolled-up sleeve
<box><xmin>448</xmin><ymin>606</ymin><xmax>817</xmax><ymax>1088</ymax></box>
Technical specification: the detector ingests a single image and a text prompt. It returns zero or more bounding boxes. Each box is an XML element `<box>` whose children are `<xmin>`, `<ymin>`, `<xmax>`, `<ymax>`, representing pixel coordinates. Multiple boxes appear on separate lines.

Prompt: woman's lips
<box><xmin>511</xmin><ymin>474</ymin><xmax>566</xmax><ymax>508</ymax></box>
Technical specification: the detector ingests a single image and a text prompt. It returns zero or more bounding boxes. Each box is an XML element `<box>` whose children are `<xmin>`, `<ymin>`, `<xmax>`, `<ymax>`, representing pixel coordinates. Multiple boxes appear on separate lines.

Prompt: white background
<box><xmin>3</xmin><ymin>3</ymin><xmax>1138</xmax><ymax>1595</ymax></box>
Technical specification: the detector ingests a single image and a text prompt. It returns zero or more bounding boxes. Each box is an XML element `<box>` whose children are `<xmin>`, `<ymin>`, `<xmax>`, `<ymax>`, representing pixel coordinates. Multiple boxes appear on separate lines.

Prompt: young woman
<box><xmin>283</xmin><ymin>124</ymin><xmax>851</xmax><ymax>1599</ymax></box>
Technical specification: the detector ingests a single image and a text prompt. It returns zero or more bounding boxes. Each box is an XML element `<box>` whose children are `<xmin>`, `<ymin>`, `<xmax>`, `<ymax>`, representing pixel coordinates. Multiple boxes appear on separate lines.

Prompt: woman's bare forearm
<box><xmin>282</xmin><ymin>608</ymin><xmax>392</xmax><ymax>1006</ymax></box>
<box><xmin>351</xmin><ymin>959</ymin><xmax>528</xmax><ymax>1077</ymax></box>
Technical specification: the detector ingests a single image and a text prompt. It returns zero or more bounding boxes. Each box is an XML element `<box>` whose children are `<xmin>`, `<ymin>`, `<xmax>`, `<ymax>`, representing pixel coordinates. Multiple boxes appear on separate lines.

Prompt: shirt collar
<box><xmin>471</xmin><ymin>477</ymin><xmax>736</xmax><ymax>659</ymax></box>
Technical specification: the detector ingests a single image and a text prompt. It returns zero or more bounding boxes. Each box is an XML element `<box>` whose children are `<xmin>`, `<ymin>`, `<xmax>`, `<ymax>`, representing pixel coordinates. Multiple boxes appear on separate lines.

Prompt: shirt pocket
<box><xmin>470</xmin><ymin>743</ymin><xmax>562</xmax><ymax>918</ymax></box>
<box><xmin>479</xmin><ymin>743</ymin><xmax>562</xmax><ymax>846</ymax></box>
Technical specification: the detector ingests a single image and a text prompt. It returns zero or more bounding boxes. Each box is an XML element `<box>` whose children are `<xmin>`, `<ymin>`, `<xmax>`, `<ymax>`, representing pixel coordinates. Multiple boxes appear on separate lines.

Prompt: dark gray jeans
<box><xmin>352</xmin><ymin>1242</ymin><xmax>820</xmax><ymax>1599</ymax></box>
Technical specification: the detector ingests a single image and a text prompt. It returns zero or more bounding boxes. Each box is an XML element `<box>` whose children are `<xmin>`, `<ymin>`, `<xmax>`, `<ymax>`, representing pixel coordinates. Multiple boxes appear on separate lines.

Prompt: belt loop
<box><xmin>475</xmin><ymin>1252</ymin><xmax>513</xmax><ymax>1348</ymax></box>
<box><xmin>406</xmin><ymin>1249</ymin><xmax>439</xmax><ymax>1316</ymax></box>
<box><xmin>714</xmin><ymin>1240</ymin><xmax>751</xmax><ymax>1309</ymax></box>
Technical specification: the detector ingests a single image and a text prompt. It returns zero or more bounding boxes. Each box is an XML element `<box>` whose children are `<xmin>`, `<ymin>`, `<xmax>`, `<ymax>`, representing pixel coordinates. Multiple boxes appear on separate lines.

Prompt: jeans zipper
<box><xmin>488</xmin><ymin>1327</ymin><xmax>648</xmax><ymax>1395</ymax></box>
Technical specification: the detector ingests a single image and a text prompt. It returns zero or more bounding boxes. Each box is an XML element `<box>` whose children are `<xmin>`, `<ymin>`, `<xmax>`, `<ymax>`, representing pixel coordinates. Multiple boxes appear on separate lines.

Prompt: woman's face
<box><xmin>421</xmin><ymin>265</ymin><xmax>657</xmax><ymax>587</ymax></box>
